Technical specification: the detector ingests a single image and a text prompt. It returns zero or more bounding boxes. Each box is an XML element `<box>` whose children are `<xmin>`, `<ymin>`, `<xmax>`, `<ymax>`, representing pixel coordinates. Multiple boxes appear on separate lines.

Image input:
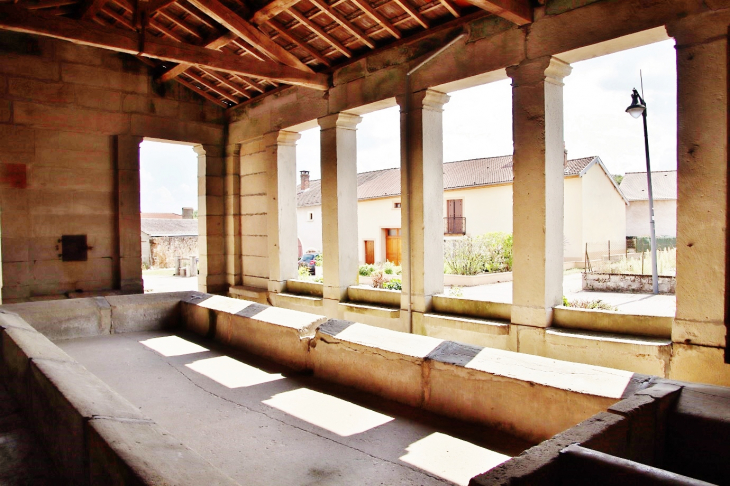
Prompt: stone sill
<box><xmin>432</xmin><ymin>294</ymin><xmax>512</xmax><ymax>321</ymax></box>
<box><xmin>553</xmin><ymin>306</ymin><xmax>673</xmax><ymax>339</ymax></box>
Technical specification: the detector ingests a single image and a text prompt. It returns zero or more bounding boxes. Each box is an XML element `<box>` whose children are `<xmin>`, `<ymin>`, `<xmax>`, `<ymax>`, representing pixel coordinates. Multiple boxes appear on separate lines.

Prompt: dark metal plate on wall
<box><xmin>61</xmin><ymin>235</ymin><xmax>88</xmax><ymax>262</ymax></box>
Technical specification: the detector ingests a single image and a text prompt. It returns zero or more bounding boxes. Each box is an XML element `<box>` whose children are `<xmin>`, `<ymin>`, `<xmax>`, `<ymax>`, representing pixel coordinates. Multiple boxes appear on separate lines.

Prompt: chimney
<box><xmin>564</xmin><ymin>144</ymin><xmax>568</xmax><ymax>166</ymax></box>
<box><xmin>182</xmin><ymin>207</ymin><xmax>194</xmax><ymax>219</ymax></box>
<box><xmin>300</xmin><ymin>170</ymin><xmax>310</xmax><ymax>190</ymax></box>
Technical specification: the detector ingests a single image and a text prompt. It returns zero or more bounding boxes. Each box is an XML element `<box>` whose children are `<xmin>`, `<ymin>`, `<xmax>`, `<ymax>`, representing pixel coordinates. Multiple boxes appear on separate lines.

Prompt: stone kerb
<box><xmin>179</xmin><ymin>293</ymin><xmax>651</xmax><ymax>443</ymax></box>
<box><xmin>0</xmin><ymin>310</ymin><xmax>238</xmax><ymax>486</ymax></box>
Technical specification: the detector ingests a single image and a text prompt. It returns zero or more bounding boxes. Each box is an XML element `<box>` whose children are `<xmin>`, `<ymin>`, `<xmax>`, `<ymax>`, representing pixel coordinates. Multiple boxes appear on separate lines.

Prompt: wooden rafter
<box><xmin>266</xmin><ymin>18</ymin><xmax>330</xmax><ymax>66</ymax></box>
<box><xmin>159</xmin><ymin>32</ymin><xmax>248</xmax><ymax>81</ymax></box>
<box><xmin>251</xmin><ymin>0</ymin><xmax>301</xmax><ymax>26</ymax></box>
<box><xmin>287</xmin><ymin>6</ymin><xmax>351</xmax><ymax>57</ymax></box>
<box><xmin>200</xmin><ymin>68</ymin><xmax>250</xmax><ymax>98</ymax></box>
<box><xmin>185</xmin><ymin>70</ymin><xmax>238</xmax><ymax>102</ymax></box>
<box><xmin>0</xmin><ymin>4</ymin><xmax>329</xmax><ymax>89</ymax></box>
<box><xmin>437</xmin><ymin>0</ymin><xmax>461</xmax><ymax>17</ymax></box>
<box><xmin>392</xmin><ymin>0</ymin><xmax>429</xmax><ymax>28</ymax></box>
<box><xmin>78</xmin><ymin>0</ymin><xmax>106</xmax><ymax>19</ymax></box>
<box><xmin>461</xmin><ymin>0</ymin><xmax>530</xmax><ymax>24</ymax></box>
<box><xmin>308</xmin><ymin>0</ymin><xmax>374</xmax><ymax>49</ymax></box>
<box><xmin>176</xmin><ymin>76</ymin><xmax>228</xmax><ymax>106</ymax></box>
<box><xmin>147</xmin><ymin>0</ymin><xmax>175</xmax><ymax>14</ymax></box>
<box><xmin>348</xmin><ymin>0</ymin><xmax>400</xmax><ymax>39</ymax></box>
<box><xmin>186</xmin><ymin>0</ymin><xmax>313</xmax><ymax>72</ymax></box>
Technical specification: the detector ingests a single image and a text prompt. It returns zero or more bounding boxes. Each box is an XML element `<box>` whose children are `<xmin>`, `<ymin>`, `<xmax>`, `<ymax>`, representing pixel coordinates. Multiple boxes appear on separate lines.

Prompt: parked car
<box><xmin>298</xmin><ymin>253</ymin><xmax>319</xmax><ymax>275</ymax></box>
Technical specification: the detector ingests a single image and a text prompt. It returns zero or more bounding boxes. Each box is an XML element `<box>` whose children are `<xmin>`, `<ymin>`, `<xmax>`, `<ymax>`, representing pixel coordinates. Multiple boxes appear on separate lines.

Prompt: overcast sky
<box><xmin>140</xmin><ymin>39</ymin><xmax>677</xmax><ymax>213</ymax></box>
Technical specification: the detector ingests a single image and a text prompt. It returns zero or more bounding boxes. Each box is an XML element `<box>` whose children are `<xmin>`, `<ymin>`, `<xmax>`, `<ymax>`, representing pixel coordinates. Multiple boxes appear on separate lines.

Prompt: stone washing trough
<box><xmin>0</xmin><ymin>292</ymin><xmax>727</xmax><ymax>485</ymax></box>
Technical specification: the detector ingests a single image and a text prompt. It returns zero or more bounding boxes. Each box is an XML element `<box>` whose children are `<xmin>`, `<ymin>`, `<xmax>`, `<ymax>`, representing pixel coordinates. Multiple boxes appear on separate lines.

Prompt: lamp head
<box><xmin>626</xmin><ymin>88</ymin><xmax>645</xmax><ymax>118</ymax></box>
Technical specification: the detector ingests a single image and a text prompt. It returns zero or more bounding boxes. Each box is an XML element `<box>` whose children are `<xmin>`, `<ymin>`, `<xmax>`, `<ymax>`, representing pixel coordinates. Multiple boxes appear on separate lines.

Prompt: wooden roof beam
<box><xmin>0</xmin><ymin>4</ymin><xmax>329</xmax><ymax>89</ymax></box>
<box><xmin>461</xmin><ymin>0</ymin><xmax>530</xmax><ymax>25</ymax></box>
<box><xmin>176</xmin><ymin>76</ymin><xmax>229</xmax><ymax>106</ymax></box>
<box><xmin>287</xmin><ymin>6</ymin><xmax>351</xmax><ymax>57</ymax></box>
<box><xmin>159</xmin><ymin>31</ymin><xmax>236</xmax><ymax>82</ymax></box>
<box><xmin>251</xmin><ymin>0</ymin><xmax>301</xmax><ymax>25</ymax></box>
<box><xmin>348</xmin><ymin>0</ymin><xmax>400</xmax><ymax>39</ymax></box>
<box><xmin>266</xmin><ymin>18</ymin><xmax>330</xmax><ymax>66</ymax></box>
<box><xmin>308</xmin><ymin>0</ymin><xmax>374</xmax><ymax>48</ymax></box>
<box><xmin>186</xmin><ymin>0</ymin><xmax>313</xmax><ymax>72</ymax></box>
<box><xmin>392</xmin><ymin>0</ymin><xmax>429</xmax><ymax>29</ymax></box>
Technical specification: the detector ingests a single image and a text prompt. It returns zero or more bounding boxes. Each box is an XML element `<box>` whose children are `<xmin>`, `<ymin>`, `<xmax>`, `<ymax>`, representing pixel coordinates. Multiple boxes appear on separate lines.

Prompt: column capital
<box><xmin>396</xmin><ymin>89</ymin><xmax>451</xmax><ymax>112</ymax></box>
<box><xmin>667</xmin><ymin>9</ymin><xmax>730</xmax><ymax>47</ymax></box>
<box><xmin>318</xmin><ymin>112</ymin><xmax>363</xmax><ymax>131</ymax></box>
<box><xmin>507</xmin><ymin>56</ymin><xmax>571</xmax><ymax>87</ymax></box>
<box><xmin>193</xmin><ymin>144</ymin><xmax>206</xmax><ymax>155</ymax></box>
<box><xmin>226</xmin><ymin>143</ymin><xmax>241</xmax><ymax>157</ymax></box>
<box><xmin>263</xmin><ymin>129</ymin><xmax>301</xmax><ymax>147</ymax></box>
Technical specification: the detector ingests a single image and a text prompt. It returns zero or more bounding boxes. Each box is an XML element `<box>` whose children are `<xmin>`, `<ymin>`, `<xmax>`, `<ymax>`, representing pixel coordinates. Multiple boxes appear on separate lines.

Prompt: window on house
<box><xmin>308</xmin><ymin>212</ymin><xmax>313</xmax><ymax>221</ymax></box>
<box><xmin>394</xmin><ymin>202</ymin><xmax>401</xmax><ymax>209</ymax></box>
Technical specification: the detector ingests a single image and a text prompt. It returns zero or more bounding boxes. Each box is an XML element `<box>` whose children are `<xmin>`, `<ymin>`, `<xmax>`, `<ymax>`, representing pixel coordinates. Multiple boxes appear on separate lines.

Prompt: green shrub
<box><xmin>359</xmin><ymin>264</ymin><xmax>375</xmax><ymax>276</ymax></box>
<box><xmin>298</xmin><ymin>266</ymin><xmax>311</xmax><ymax>279</ymax></box>
<box><xmin>565</xmin><ymin>299</ymin><xmax>617</xmax><ymax>311</ymax></box>
<box><xmin>314</xmin><ymin>253</ymin><xmax>323</xmax><ymax>267</ymax></box>
<box><xmin>444</xmin><ymin>232</ymin><xmax>513</xmax><ymax>276</ymax></box>
<box><xmin>383</xmin><ymin>278</ymin><xmax>402</xmax><ymax>291</ymax></box>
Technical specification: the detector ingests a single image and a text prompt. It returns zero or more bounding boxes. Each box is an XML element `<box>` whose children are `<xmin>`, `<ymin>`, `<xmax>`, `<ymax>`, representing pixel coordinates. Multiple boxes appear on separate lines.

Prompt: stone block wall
<box><xmin>0</xmin><ymin>32</ymin><xmax>226</xmax><ymax>301</ymax></box>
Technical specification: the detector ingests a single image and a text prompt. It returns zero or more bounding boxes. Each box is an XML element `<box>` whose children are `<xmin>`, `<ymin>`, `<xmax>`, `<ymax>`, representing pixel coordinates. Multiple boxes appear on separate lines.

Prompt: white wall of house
<box><xmin>626</xmin><ymin>199</ymin><xmax>677</xmax><ymax>237</ymax></box>
<box><xmin>581</xmin><ymin>163</ymin><xmax>627</xmax><ymax>259</ymax></box>
<box><xmin>564</xmin><ymin>177</ymin><xmax>584</xmax><ymax>262</ymax></box>
<box><xmin>442</xmin><ymin>183</ymin><xmax>514</xmax><ymax>236</ymax></box>
<box><xmin>297</xmin><ymin>164</ymin><xmax>627</xmax><ymax>265</ymax></box>
<box><xmin>297</xmin><ymin>206</ymin><xmax>323</xmax><ymax>255</ymax></box>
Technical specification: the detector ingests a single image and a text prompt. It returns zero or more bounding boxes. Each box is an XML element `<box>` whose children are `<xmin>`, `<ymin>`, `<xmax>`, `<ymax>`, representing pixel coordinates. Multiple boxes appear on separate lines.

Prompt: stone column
<box><xmin>667</xmin><ymin>12</ymin><xmax>730</xmax><ymax>384</ymax></box>
<box><xmin>265</xmin><ymin>130</ymin><xmax>301</xmax><ymax>294</ymax></box>
<box><xmin>397</xmin><ymin>89</ymin><xmax>450</xmax><ymax>331</ymax></box>
<box><xmin>116</xmin><ymin>135</ymin><xmax>144</xmax><ymax>293</ymax></box>
<box><xmin>195</xmin><ymin>144</ymin><xmax>226</xmax><ymax>294</ymax></box>
<box><xmin>318</xmin><ymin>112</ymin><xmax>362</xmax><ymax>316</ymax></box>
<box><xmin>224</xmin><ymin>143</ymin><xmax>242</xmax><ymax>288</ymax></box>
<box><xmin>507</xmin><ymin>56</ymin><xmax>571</xmax><ymax>327</ymax></box>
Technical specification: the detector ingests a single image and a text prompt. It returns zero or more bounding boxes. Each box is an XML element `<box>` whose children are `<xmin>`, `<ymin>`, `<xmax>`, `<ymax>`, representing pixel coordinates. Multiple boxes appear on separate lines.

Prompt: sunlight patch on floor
<box><xmin>198</xmin><ymin>295</ymin><xmax>257</xmax><ymax>314</ymax></box>
<box><xmin>263</xmin><ymin>388</ymin><xmax>394</xmax><ymax>436</ymax></box>
<box><xmin>400</xmin><ymin>432</ymin><xmax>510</xmax><ymax>486</ymax></box>
<box><xmin>186</xmin><ymin>356</ymin><xmax>285</xmax><ymax>388</ymax></box>
<box><xmin>140</xmin><ymin>335</ymin><xmax>209</xmax><ymax>357</ymax></box>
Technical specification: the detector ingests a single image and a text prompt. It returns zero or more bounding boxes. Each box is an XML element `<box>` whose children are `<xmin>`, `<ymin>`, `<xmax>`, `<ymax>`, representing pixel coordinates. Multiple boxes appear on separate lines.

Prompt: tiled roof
<box><xmin>141</xmin><ymin>218</ymin><xmax>199</xmax><ymax>237</ymax></box>
<box><xmin>619</xmin><ymin>171</ymin><xmax>677</xmax><ymax>201</ymax></box>
<box><xmin>297</xmin><ymin>155</ymin><xmax>597</xmax><ymax>207</ymax></box>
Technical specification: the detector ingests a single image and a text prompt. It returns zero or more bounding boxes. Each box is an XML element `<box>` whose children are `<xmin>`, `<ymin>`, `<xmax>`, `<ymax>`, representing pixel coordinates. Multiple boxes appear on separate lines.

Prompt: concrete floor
<box><xmin>448</xmin><ymin>272</ymin><xmax>676</xmax><ymax>317</ymax></box>
<box><xmin>143</xmin><ymin>270</ymin><xmax>198</xmax><ymax>293</ymax></box>
<box><xmin>58</xmin><ymin>331</ymin><xmax>530</xmax><ymax>486</ymax></box>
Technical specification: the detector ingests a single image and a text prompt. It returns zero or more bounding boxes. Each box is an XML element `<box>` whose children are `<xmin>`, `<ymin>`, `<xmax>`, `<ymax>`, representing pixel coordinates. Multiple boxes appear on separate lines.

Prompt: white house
<box><xmin>619</xmin><ymin>171</ymin><xmax>677</xmax><ymax>237</ymax></box>
<box><xmin>297</xmin><ymin>155</ymin><xmax>628</xmax><ymax>265</ymax></box>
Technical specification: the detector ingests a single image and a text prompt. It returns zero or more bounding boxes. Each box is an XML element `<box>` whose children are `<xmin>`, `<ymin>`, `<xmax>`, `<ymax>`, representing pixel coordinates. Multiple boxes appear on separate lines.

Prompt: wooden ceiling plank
<box><xmin>392</xmin><ymin>0</ymin><xmax>429</xmax><ymax>28</ymax></box>
<box><xmin>230</xmin><ymin>38</ymin><xmax>267</xmax><ymax>61</ymax></box>
<box><xmin>251</xmin><ymin>0</ymin><xmax>301</xmax><ymax>25</ymax></box>
<box><xmin>175</xmin><ymin>0</ymin><xmax>216</xmax><ymax>29</ymax></box>
<box><xmin>437</xmin><ymin>0</ymin><xmax>460</xmax><ymax>17</ymax></box>
<box><xmin>186</xmin><ymin>0</ymin><xmax>313</xmax><ymax>72</ymax></box>
<box><xmin>287</xmin><ymin>6</ymin><xmax>351</xmax><ymax>57</ymax></box>
<box><xmin>101</xmin><ymin>6</ymin><xmax>135</xmax><ymax>29</ymax></box>
<box><xmin>185</xmin><ymin>70</ymin><xmax>239</xmax><ymax>102</ymax></box>
<box><xmin>308</xmin><ymin>0</ymin><xmax>374</xmax><ymax>48</ymax></box>
<box><xmin>199</xmin><ymin>68</ymin><xmax>250</xmax><ymax>98</ymax></box>
<box><xmin>348</xmin><ymin>0</ymin><xmax>400</xmax><ymax>39</ymax></box>
<box><xmin>78</xmin><ymin>0</ymin><xmax>106</xmax><ymax>20</ymax></box>
<box><xmin>461</xmin><ymin>0</ymin><xmax>530</xmax><ymax>24</ymax></box>
<box><xmin>147</xmin><ymin>0</ymin><xmax>174</xmax><ymax>13</ymax></box>
<box><xmin>149</xmin><ymin>15</ymin><xmax>188</xmax><ymax>41</ymax></box>
<box><xmin>0</xmin><ymin>4</ymin><xmax>329</xmax><ymax>89</ymax></box>
<box><xmin>176</xmin><ymin>76</ymin><xmax>229</xmax><ymax>106</ymax></box>
<box><xmin>154</xmin><ymin>9</ymin><xmax>203</xmax><ymax>39</ymax></box>
<box><xmin>266</xmin><ymin>17</ymin><xmax>330</xmax><ymax>66</ymax></box>
<box><xmin>232</xmin><ymin>74</ymin><xmax>265</xmax><ymax>93</ymax></box>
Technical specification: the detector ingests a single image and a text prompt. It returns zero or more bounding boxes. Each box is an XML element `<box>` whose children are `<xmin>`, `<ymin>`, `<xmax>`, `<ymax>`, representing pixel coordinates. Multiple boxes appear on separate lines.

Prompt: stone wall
<box><xmin>583</xmin><ymin>272</ymin><xmax>676</xmax><ymax>294</ymax></box>
<box><xmin>149</xmin><ymin>236</ymin><xmax>198</xmax><ymax>269</ymax></box>
<box><xmin>0</xmin><ymin>32</ymin><xmax>226</xmax><ymax>301</ymax></box>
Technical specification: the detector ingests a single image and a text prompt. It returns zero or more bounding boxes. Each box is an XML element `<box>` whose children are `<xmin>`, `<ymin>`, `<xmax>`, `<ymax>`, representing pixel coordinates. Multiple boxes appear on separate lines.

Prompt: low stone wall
<box><xmin>0</xmin><ymin>306</ymin><xmax>238</xmax><ymax>486</ymax></box>
<box><xmin>583</xmin><ymin>272</ymin><xmax>676</xmax><ymax>294</ymax></box>
<box><xmin>180</xmin><ymin>293</ymin><xmax>644</xmax><ymax>443</ymax></box>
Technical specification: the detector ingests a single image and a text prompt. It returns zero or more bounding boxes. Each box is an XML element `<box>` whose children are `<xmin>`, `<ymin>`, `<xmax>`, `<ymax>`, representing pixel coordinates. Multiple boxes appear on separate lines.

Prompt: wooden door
<box><xmin>385</xmin><ymin>229</ymin><xmax>401</xmax><ymax>265</ymax></box>
<box><xmin>447</xmin><ymin>199</ymin><xmax>463</xmax><ymax>234</ymax></box>
<box><xmin>364</xmin><ymin>240</ymin><xmax>374</xmax><ymax>264</ymax></box>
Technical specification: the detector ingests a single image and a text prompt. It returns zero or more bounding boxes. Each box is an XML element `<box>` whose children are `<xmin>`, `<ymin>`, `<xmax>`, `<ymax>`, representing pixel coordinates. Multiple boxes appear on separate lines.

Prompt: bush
<box><xmin>359</xmin><ymin>264</ymin><xmax>376</xmax><ymax>276</ymax></box>
<box><xmin>444</xmin><ymin>232</ymin><xmax>513</xmax><ymax>276</ymax></box>
<box><xmin>565</xmin><ymin>299</ymin><xmax>617</xmax><ymax>311</ymax></box>
<box><xmin>298</xmin><ymin>266</ymin><xmax>311</xmax><ymax>279</ymax></box>
<box><xmin>383</xmin><ymin>278</ymin><xmax>402</xmax><ymax>290</ymax></box>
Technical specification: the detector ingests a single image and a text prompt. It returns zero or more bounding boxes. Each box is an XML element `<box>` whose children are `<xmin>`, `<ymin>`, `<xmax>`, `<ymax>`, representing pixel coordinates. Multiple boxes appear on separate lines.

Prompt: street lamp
<box><xmin>626</xmin><ymin>88</ymin><xmax>658</xmax><ymax>294</ymax></box>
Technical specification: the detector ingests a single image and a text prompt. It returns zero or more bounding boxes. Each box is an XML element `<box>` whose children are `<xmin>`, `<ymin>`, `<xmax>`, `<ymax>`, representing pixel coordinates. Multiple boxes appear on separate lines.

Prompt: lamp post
<box><xmin>626</xmin><ymin>88</ymin><xmax>658</xmax><ymax>294</ymax></box>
